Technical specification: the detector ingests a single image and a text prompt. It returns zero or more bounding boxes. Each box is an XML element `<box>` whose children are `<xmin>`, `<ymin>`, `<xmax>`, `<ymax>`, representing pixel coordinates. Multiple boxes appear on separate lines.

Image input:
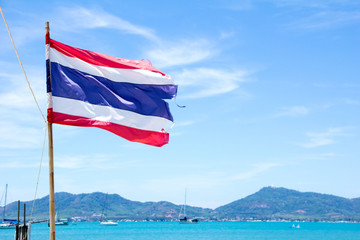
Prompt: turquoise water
<box><xmin>1</xmin><ymin>221</ymin><xmax>360</xmax><ymax>240</ymax></box>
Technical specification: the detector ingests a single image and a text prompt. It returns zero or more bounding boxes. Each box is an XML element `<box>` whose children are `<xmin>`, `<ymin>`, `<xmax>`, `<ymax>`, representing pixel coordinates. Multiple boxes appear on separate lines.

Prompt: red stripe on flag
<box><xmin>51</xmin><ymin>112</ymin><xmax>169</xmax><ymax>147</ymax></box>
<box><xmin>46</xmin><ymin>33</ymin><xmax>50</xmax><ymax>45</ymax></box>
<box><xmin>48</xmin><ymin>38</ymin><xmax>166</xmax><ymax>76</ymax></box>
<box><xmin>47</xmin><ymin>108</ymin><xmax>54</xmax><ymax>123</ymax></box>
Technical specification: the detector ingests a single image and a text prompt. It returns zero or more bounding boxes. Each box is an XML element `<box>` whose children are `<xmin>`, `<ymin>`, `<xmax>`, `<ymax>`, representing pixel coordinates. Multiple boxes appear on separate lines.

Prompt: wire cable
<box><xmin>30</xmin><ymin>126</ymin><xmax>47</xmax><ymax>222</ymax></box>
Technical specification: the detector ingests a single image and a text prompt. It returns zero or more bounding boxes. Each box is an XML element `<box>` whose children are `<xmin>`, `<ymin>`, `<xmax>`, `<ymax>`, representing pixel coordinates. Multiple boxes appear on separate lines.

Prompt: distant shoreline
<box><xmin>3</xmin><ymin>187</ymin><xmax>360</xmax><ymax>222</ymax></box>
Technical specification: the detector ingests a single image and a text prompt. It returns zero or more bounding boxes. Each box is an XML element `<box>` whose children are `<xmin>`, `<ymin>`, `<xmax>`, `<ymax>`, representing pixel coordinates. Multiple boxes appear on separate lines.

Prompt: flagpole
<box><xmin>46</xmin><ymin>21</ymin><xmax>56</xmax><ymax>240</ymax></box>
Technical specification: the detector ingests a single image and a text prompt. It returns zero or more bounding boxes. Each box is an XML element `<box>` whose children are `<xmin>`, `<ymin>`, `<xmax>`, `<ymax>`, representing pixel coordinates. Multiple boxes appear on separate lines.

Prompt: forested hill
<box><xmin>1</xmin><ymin>187</ymin><xmax>359</xmax><ymax>221</ymax></box>
<box><xmin>215</xmin><ymin>187</ymin><xmax>360</xmax><ymax>221</ymax></box>
<box><xmin>1</xmin><ymin>192</ymin><xmax>212</xmax><ymax>220</ymax></box>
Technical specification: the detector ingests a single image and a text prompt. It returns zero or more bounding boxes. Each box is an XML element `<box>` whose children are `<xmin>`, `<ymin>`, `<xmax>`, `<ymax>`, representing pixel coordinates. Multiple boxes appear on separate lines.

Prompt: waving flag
<box><xmin>46</xmin><ymin>34</ymin><xmax>177</xmax><ymax>147</ymax></box>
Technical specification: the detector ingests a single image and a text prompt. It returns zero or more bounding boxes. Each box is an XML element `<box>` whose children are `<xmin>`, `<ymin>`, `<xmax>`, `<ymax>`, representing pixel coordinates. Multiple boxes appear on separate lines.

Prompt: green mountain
<box><xmin>1</xmin><ymin>192</ymin><xmax>212</xmax><ymax>221</ymax></box>
<box><xmin>1</xmin><ymin>187</ymin><xmax>359</xmax><ymax>221</ymax></box>
<box><xmin>214</xmin><ymin>187</ymin><xmax>360</xmax><ymax>221</ymax></box>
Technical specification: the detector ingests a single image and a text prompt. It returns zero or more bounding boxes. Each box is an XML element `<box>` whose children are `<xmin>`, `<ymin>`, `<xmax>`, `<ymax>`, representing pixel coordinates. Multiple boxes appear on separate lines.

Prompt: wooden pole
<box><xmin>24</xmin><ymin>203</ymin><xmax>26</xmax><ymax>226</ymax></box>
<box><xmin>48</xmin><ymin>122</ymin><xmax>55</xmax><ymax>240</ymax></box>
<box><xmin>16</xmin><ymin>200</ymin><xmax>20</xmax><ymax>240</ymax></box>
<box><xmin>17</xmin><ymin>200</ymin><xmax>20</xmax><ymax>226</ymax></box>
<box><xmin>23</xmin><ymin>203</ymin><xmax>26</xmax><ymax>240</ymax></box>
<box><xmin>46</xmin><ymin>21</ymin><xmax>56</xmax><ymax>240</ymax></box>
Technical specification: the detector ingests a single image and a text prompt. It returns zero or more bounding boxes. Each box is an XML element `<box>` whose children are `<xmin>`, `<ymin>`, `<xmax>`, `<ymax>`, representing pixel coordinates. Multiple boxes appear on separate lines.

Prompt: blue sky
<box><xmin>0</xmin><ymin>0</ymin><xmax>359</xmax><ymax>209</ymax></box>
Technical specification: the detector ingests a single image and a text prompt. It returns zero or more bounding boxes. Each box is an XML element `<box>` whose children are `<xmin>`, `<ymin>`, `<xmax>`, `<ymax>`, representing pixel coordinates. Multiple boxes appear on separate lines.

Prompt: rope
<box><xmin>0</xmin><ymin>7</ymin><xmax>46</xmax><ymax>122</ymax></box>
<box><xmin>30</xmin><ymin>126</ymin><xmax>47</xmax><ymax>222</ymax></box>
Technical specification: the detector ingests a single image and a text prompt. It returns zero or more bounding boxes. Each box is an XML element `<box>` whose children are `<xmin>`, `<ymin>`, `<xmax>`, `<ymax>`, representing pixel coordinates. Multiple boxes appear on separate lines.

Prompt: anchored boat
<box><xmin>179</xmin><ymin>189</ymin><xmax>198</xmax><ymax>224</ymax></box>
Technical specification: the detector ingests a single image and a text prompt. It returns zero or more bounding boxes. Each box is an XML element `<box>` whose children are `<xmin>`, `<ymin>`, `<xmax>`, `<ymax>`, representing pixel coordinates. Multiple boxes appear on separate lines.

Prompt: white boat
<box><xmin>54</xmin><ymin>219</ymin><xmax>68</xmax><ymax>225</ymax></box>
<box><xmin>290</xmin><ymin>224</ymin><xmax>300</xmax><ymax>229</ymax></box>
<box><xmin>100</xmin><ymin>220</ymin><xmax>118</xmax><ymax>226</ymax></box>
<box><xmin>179</xmin><ymin>189</ymin><xmax>198</xmax><ymax>224</ymax></box>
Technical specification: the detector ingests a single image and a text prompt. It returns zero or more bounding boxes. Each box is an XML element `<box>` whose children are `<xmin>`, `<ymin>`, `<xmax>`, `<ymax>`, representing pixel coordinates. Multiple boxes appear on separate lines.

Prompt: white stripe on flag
<box><xmin>51</xmin><ymin>96</ymin><xmax>173</xmax><ymax>132</ymax></box>
<box><xmin>47</xmin><ymin>45</ymin><xmax>175</xmax><ymax>85</ymax></box>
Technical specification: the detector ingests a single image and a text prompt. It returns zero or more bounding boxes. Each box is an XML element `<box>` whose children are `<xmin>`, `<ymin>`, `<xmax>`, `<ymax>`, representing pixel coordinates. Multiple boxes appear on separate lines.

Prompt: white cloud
<box><xmin>219</xmin><ymin>0</ymin><xmax>254</xmax><ymax>11</ymax></box>
<box><xmin>55</xmin><ymin>154</ymin><xmax>110</xmax><ymax>169</ymax></box>
<box><xmin>273</xmin><ymin>106</ymin><xmax>309</xmax><ymax>118</ymax></box>
<box><xmin>301</xmin><ymin>152</ymin><xmax>338</xmax><ymax>161</ymax></box>
<box><xmin>273</xmin><ymin>0</ymin><xmax>334</xmax><ymax>8</ymax></box>
<box><xmin>272</xmin><ymin>0</ymin><xmax>360</xmax><ymax>10</ymax></box>
<box><xmin>56</xmin><ymin>7</ymin><xmax>158</xmax><ymax>42</ymax></box>
<box><xmin>268</xmin><ymin>0</ymin><xmax>360</xmax><ymax>30</ymax></box>
<box><xmin>0</xmin><ymin>64</ymin><xmax>47</xmax><ymax>150</ymax></box>
<box><xmin>146</xmin><ymin>39</ymin><xmax>215</xmax><ymax>68</ymax></box>
<box><xmin>175</xmin><ymin>120</ymin><xmax>197</xmax><ymax>127</ymax></box>
<box><xmin>0</xmin><ymin>64</ymin><xmax>46</xmax><ymax>110</ymax></box>
<box><xmin>345</xmin><ymin>98</ymin><xmax>360</xmax><ymax>105</ymax></box>
<box><xmin>0</xmin><ymin>160</ymin><xmax>39</xmax><ymax>168</ymax></box>
<box><xmin>56</xmin><ymin>8</ymin><xmax>219</xmax><ymax>69</ymax></box>
<box><xmin>0</xmin><ymin>121</ymin><xmax>43</xmax><ymax>149</ymax></box>
<box><xmin>300</xmin><ymin>127</ymin><xmax>353</xmax><ymax>148</ymax></box>
<box><xmin>219</xmin><ymin>31</ymin><xmax>236</xmax><ymax>40</ymax></box>
<box><xmin>231</xmin><ymin>163</ymin><xmax>281</xmax><ymax>180</ymax></box>
<box><xmin>140</xmin><ymin>174</ymin><xmax>223</xmax><ymax>194</ymax></box>
<box><xmin>139</xmin><ymin>162</ymin><xmax>282</xmax><ymax>198</ymax></box>
<box><xmin>0</xmin><ymin>12</ymin><xmax>43</xmax><ymax>51</ymax></box>
<box><xmin>53</xmin><ymin>154</ymin><xmax>143</xmax><ymax>170</ymax></box>
<box><xmin>286</xmin><ymin>11</ymin><xmax>360</xmax><ymax>30</ymax></box>
<box><xmin>173</xmin><ymin>67</ymin><xmax>250</xmax><ymax>99</ymax></box>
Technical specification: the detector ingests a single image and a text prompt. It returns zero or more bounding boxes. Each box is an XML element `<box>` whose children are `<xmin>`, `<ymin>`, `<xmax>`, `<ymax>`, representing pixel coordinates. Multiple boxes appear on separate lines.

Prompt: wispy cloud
<box><xmin>173</xmin><ymin>67</ymin><xmax>250</xmax><ymax>99</ymax></box>
<box><xmin>231</xmin><ymin>163</ymin><xmax>282</xmax><ymax>180</ymax></box>
<box><xmin>299</xmin><ymin>127</ymin><xmax>353</xmax><ymax>148</ymax></box>
<box><xmin>56</xmin><ymin>7</ymin><xmax>219</xmax><ymax>69</ymax></box>
<box><xmin>0</xmin><ymin>121</ymin><xmax>43</xmax><ymax>149</ymax></box>
<box><xmin>271</xmin><ymin>0</ymin><xmax>360</xmax><ymax>10</ymax></box>
<box><xmin>268</xmin><ymin>0</ymin><xmax>360</xmax><ymax>30</ymax></box>
<box><xmin>140</xmin><ymin>174</ymin><xmax>224</xmax><ymax>194</ymax></box>
<box><xmin>0</xmin><ymin>65</ymin><xmax>46</xmax><ymax>150</ymax></box>
<box><xmin>217</xmin><ymin>0</ymin><xmax>254</xmax><ymax>11</ymax></box>
<box><xmin>272</xmin><ymin>106</ymin><xmax>309</xmax><ymax>118</ymax></box>
<box><xmin>300</xmin><ymin>152</ymin><xmax>338</xmax><ymax>161</ymax></box>
<box><xmin>175</xmin><ymin>120</ymin><xmax>197</xmax><ymax>127</ymax></box>
<box><xmin>0</xmin><ymin>10</ymin><xmax>43</xmax><ymax>50</ymax></box>
<box><xmin>219</xmin><ymin>31</ymin><xmax>236</xmax><ymax>40</ymax></box>
<box><xmin>145</xmin><ymin>39</ymin><xmax>215</xmax><ymax>68</ymax></box>
<box><xmin>287</xmin><ymin>11</ymin><xmax>360</xmax><ymax>30</ymax></box>
<box><xmin>0</xmin><ymin>64</ymin><xmax>46</xmax><ymax>110</ymax></box>
<box><xmin>56</xmin><ymin>7</ymin><xmax>159</xmax><ymax>42</ymax></box>
<box><xmin>345</xmin><ymin>98</ymin><xmax>360</xmax><ymax>105</ymax></box>
<box><xmin>140</xmin><ymin>162</ymin><xmax>282</xmax><ymax>196</ymax></box>
<box><xmin>272</xmin><ymin>0</ymin><xmax>340</xmax><ymax>9</ymax></box>
<box><xmin>55</xmin><ymin>154</ymin><xmax>111</xmax><ymax>169</ymax></box>
<box><xmin>54</xmin><ymin>154</ymin><xmax>144</xmax><ymax>170</ymax></box>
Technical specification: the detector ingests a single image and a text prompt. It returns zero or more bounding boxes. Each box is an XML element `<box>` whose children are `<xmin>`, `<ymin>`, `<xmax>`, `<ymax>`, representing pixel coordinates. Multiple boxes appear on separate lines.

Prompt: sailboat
<box><xmin>54</xmin><ymin>212</ymin><xmax>68</xmax><ymax>226</ymax></box>
<box><xmin>99</xmin><ymin>194</ymin><xmax>118</xmax><ymax>226</ymax></box>
<box><xmin>47</xmin><ymin>212</ymin><xmax>68</xmax><ymax>227</ymax></box>
<box><xmin>0</xmin><ymin>184</ymin><xmax>16</xmax><ymax>229</ymax></box>
<box><xmin>179</xmin><ymin>189</ymin><xmax>198</xmax><ymax>224</ymax></box>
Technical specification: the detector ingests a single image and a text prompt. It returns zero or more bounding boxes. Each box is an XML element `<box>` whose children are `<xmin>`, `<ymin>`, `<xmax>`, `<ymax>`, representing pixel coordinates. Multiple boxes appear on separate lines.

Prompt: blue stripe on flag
<box><xmin>49</xmin><ymin>62</ymin><xmax>176</xmax><ymax>121</ymax></box>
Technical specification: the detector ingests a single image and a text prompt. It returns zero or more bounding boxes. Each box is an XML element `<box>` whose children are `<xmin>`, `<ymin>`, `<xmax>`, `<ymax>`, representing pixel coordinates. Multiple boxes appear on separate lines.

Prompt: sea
<box><xmin>1</xmin><ymin>221</ymin><xmax>360</xmax><ymax>240</ymax></box>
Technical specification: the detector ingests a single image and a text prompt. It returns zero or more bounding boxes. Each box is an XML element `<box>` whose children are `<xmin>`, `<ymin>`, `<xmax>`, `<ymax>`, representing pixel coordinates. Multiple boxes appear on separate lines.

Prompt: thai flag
<box><xmin>46</xmin><ymin>34</ymin><xmax>177</xmax><ymax>147</ymax></box>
